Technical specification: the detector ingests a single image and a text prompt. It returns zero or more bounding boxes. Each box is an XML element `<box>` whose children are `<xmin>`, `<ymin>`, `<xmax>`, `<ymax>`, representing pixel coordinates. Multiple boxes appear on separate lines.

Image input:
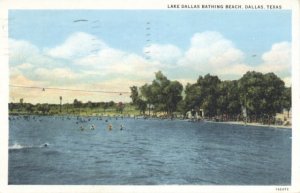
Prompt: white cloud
<box><xmin>9</xmin><ymin>31</ymin><xmax>292</xmax><ymax>104</ymax></box>
<box><xmin>252</xmin><ymin>41</ymin><xmax>291</xmax><ymax>86</ymax></box>
<box><xmin>9</xmin><ymin>39</ymin><xmax>40</xmax><ymax>66</ymax></box>
<box><xmin>214</xmin><ymin>63</ymin><xmax>252</xmax><ymax>77</ymax></box>
<box><xmin>9</xmin><ymin>38</ymin><xmax>89</xmax><ymax>86</ymax></box>
<box><xmin>34</xmin><ymin>67</ymin><xmax>83</xmax><ymax>81</ymax></box>
<box><xmin>46</xmin><ymin>32</ymin><xmax>107</xmax><ymax>59</ymax></box>
<box><xmin>76</xmin><ymin>47</ymin><xmax>126</xmax><ymax>68</ymax></box>
<box><xmin>17</xmin><ymin>63</ymin><xmax>33</xmax><ymax>69</ymax></box>
<box><xmin>178</xmin><ymin>31</ymin><xmax>245</xmax><ymax>75</ymax></box>
<box><xmin>143</xmin><ymin>44</ymin><xmax>182</xmax><ymax>65</ymax></box>
<box><xmin>10</xmin><ymin>72</ymin><xmax>38</xmax><ymax>86</ymax></box>
<box><xmin>112</xmin><ymin>53</ymin><xmax>158</xmax><ymax>76</ymax></box>
<box><xmin>283</xmin><ymin>77</ymin><xmax>291</xmax><ymax>87</ymax></box>
<box><xmin>88</xmin><ymin>78</ymin><xmax>144</xmax><ymax>92</ymax></box>
<box><xmin>257</xmin><ymin>42</ymin><xmax>291</xmax><ymax>74</ymax></box>
<box><xmin>77</xmin><ymin>47</ymin><xmax>158</xmax><ymax>79</ymax></box>
<box><xmin>9</xmin><ymin>38</ymin><xmax>69</xmax><ymax>69</ymax></box>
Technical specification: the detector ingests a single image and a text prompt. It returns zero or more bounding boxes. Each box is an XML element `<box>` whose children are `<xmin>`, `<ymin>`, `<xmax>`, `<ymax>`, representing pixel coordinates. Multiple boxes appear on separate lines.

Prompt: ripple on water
<box><xmin>8</xmin><ymin>116</ymin><xmax>291</xmax><ymax>185</ymax></box>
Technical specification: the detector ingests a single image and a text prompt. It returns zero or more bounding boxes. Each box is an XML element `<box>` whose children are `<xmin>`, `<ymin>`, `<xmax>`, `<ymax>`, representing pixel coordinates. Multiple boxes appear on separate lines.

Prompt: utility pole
<box><xmin>60</xmin><ymin>96</ymin><xmax>62</xmax><ymax>113</ymax></box>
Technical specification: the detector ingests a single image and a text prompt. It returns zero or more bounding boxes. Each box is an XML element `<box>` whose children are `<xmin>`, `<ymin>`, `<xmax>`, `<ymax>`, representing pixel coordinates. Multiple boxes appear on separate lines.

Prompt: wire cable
<box><xmin>9</xmin><ymin>84</ymin><xmax>130</xmax><ymax>94</ymax></box>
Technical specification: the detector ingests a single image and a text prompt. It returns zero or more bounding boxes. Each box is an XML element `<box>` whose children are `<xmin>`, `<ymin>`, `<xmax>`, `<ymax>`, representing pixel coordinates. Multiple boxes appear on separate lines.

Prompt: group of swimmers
<box><xmin>107</xmin><ymin>123</ymin><xmax>125</xmax><ymax>131</ymax></box>
<box><xmin>80</xmin><ymin>123</ymin><xmax>124</xmax><ymax>131</ymax></box>
<box><xmin>108</xmin><ymin>124</ymin><xmax>124</xmax><ymax>131</ymax></box>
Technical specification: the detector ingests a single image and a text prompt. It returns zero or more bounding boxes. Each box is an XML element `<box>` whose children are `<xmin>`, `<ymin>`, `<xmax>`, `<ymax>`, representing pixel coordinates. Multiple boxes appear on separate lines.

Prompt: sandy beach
<box><xmin>206</xmin><ymin>120</ymin><xmax>292</xmax><ymax>129</ymax></box>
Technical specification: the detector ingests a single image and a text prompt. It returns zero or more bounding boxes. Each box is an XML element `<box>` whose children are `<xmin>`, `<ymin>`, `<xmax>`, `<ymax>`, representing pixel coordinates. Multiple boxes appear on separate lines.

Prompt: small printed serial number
<box><xmin>276</xmin><ymin>187</ymin><xmax>289</xmax><ymax>191</ymax></box>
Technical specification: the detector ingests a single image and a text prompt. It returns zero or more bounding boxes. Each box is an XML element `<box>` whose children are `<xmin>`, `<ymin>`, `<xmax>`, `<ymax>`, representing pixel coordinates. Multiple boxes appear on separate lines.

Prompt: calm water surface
<box><xmin>9</xmin><ymin>115</ymin><xmax>291</xmax><ymax>185</ymax></box>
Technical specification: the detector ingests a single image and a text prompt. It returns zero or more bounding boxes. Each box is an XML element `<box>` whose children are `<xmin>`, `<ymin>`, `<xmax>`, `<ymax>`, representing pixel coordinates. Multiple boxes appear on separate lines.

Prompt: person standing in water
<box><xmin>108</xmin><ymin>124</ymin><xmax>112</xmax><ymax>131</ymax></box>
<box><xmin>80</xmin><ymin>125</ymin><xmax>84</xmax><ymax>131</ymax></box>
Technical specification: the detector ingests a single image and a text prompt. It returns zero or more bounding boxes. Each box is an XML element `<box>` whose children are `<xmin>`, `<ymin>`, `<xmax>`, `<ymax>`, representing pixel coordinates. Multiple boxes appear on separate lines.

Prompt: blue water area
<box><xmin>8</xmin><ymin>115</ymin><xmax>291</xmax><ymax>185</ymax></box>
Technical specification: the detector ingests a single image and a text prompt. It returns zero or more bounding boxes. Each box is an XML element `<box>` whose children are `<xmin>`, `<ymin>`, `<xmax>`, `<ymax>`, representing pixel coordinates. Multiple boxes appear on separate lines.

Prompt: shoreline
<box><xmin>9</xmin><ymin>114</ymin><xmax>292</xmax><ymax>129</ymax></box>
<box><xmin>206</xmin><ymin>120</ymin><xmax>292</xmax><ymax>129</ymax></box>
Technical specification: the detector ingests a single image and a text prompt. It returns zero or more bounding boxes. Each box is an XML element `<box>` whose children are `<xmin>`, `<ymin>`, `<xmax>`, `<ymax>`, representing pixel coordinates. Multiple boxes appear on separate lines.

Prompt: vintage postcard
<box><xmin>0</xmin><ymin>0</ymin><xmax>299</xmax><ymax>192</ymax></box>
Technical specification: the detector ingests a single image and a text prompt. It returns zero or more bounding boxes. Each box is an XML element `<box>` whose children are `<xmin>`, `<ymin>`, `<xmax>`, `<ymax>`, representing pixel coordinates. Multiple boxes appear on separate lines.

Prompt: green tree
<box><xmin>282</xmin><ymin>87</ymin><xmax>291</xmax><ymax>118</ymax></box>
<box><xmin>152</xmin><ymin>71</ymin><xmax>171</xmax><ymax>109</ymax></box>
<box><xmin>25</xmin><ymin>103</ymin><xmax>34</xmax><ymax>114</ymax></box>
<box><xmin>116</xmin><ymin>102</ymin><xmax>125</xmax><ymax>114</ymax></box>
<box><xmin>130</xmin><ymin>71</ymin><xmax>184</xmax><ymax>116</ymax></box>
<box><xmin>73</xmin><ymin>99</ymin><xmax>81</xmax><ymax>108</ymax></box>
<box><xmin>130</xmin><ymin>86</ymin><xmax>139</xmax><ymax>104</ymax></box>
<box><xmin>198</xmin><ymin>74</ymin><xmax>221</xmax><ymax>118</ymax></box>
<box><xmin>136</xmin><ymin>99</ymin><xmax>147</xmax><ymax>115</ymax></box>
<box><xmin>73</xmin><ymin>99</ymin><xmax>82</xmax><ymax>114</ymax></box>
<box><xmin>185</xmin><ymin>74</ymin><xmax>220</xmax><ymax>118</ymax></box>
<box><xmin>165</xmin><ymin>80</ymin><xmax>183</xmax><ymax>115</ymax></box>
<box><xmin>238</xmin><ymin>71</ymin><xmax>285</xmax><ymax>123</ymax></box>
<box><xmin>103</xmin><ymin>102</ymin><xmax>109</xmax><ymax>113</ymax></box>
<box><xmin>140</xmin><ymin>83</ymin><xmax>155</xmax><ymax>114</ymax></box>
<box><xmin>108</xmin><ymin>101</ymin><xmax>115</xmax><ymax>107</ymax></box>
<box><xmin>238</xmin><ymin>71</ymin><xmax>264</xmax><ymax>121</ymax></box>
<box><xmin>139</xmin><ymin>71</ymin><xmax>183</xmax><ymax>116</ymax></box>
<box><xmin>184</xmin><ymin>83</ymin><xmax>202</xmax><ymax>114</ymax></box>
<box><xmin>86</xmin><ymin>101</ymin><xmax>93</xmax><ymax>109</ymax></box>
<box><xmin>217</xmin><ymin>80</ymin><xmax>241</xmax><ymax>120</ymax></box>
<box><xmin>261</xmin><ymin>73</ymin><xmax>285</xmax><ymax>116</ymax></box>
<box><xmin>37</xmin><ymin>104</ymin><xmax>50</xmax><ymax>115</ymax></box>
<box><xmin>130</xmin><ymin>86</ymin><xmax>147</xmax><ymax>115</ymax></box>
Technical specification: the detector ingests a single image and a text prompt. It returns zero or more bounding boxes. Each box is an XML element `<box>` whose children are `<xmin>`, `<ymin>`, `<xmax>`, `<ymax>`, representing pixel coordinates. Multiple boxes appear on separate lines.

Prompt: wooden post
<box><xmin>60</xmin><ymin>96</ymin><xmax>62</xmax><ymax>113</ymax></box>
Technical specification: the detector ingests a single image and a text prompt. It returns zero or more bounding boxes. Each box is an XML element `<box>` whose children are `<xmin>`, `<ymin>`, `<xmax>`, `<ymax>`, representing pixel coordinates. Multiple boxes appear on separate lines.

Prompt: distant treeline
<box><xmin>130</xmin><ymin>71</ymin><xmax>291</xmax><ymax>122</ymax></box>
<box><xmin>9</xmin><ymin>70</ymin><xmax>291</xmax><ymax>123</ymax></box>
<box><xmin>9</xmin><ymin>100</ymin><xmax>127</xmax><ymax>115</ymax></box>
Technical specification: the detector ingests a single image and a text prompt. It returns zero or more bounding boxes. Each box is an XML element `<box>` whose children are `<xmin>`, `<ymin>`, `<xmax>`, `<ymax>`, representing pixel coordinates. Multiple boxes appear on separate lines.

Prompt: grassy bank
<box><xmin>9</xmin><ymin>103</ymin><xmax>141</xmax><ymax>117</ymax></box>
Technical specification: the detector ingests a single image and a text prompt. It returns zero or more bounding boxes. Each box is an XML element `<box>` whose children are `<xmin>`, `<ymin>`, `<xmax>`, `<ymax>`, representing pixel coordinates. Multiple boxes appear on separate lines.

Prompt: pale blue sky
<box><xmin>8</xmin><ymin>10</ymin><xmax>292</xmax><ymax>103</ymax></box>
<box><xmin>9</xmin><ymin>10</ymin><xmax>291</xmax><ymax>65</ymax></box>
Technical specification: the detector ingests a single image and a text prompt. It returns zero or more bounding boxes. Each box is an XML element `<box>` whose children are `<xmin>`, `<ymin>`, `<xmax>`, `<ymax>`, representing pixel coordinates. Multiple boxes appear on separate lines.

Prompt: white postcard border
<box><xmin>0</xmin><ymin>0</ymin><xmax>299</xmax><ymax>193</ymax></box>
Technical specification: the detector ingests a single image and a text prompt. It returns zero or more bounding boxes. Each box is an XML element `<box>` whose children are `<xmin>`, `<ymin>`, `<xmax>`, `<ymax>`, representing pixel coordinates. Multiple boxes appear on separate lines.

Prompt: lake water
<box><xmin>9</xmin><ymin>115</ymin><xmax>291</xmax><ymax>185</ymax></box>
